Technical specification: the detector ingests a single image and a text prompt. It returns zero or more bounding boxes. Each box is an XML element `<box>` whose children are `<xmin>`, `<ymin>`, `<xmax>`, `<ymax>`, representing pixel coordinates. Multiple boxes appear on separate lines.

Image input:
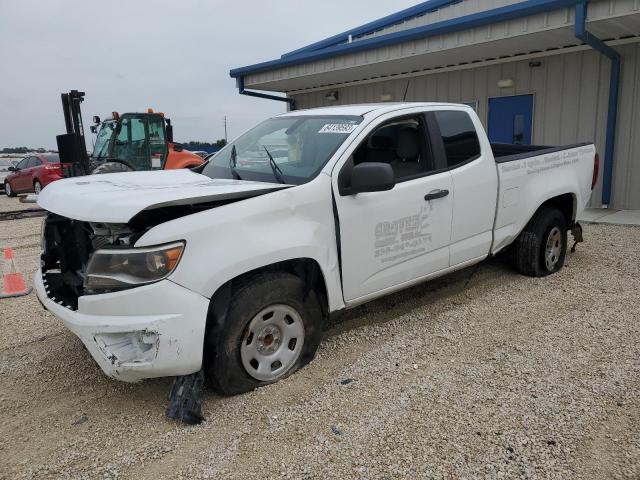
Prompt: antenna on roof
<box><xmin>402</xmin><ymin>79</ymin><xmax>411</xmax><ymax>102</ymax></box>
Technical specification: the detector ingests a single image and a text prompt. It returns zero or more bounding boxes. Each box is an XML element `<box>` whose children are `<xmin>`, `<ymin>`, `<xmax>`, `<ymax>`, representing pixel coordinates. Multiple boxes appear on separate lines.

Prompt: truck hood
<box><xmin>37</xmin><ymin>169</ymin><xmax>290</xmax><ymax>223</ymax></box>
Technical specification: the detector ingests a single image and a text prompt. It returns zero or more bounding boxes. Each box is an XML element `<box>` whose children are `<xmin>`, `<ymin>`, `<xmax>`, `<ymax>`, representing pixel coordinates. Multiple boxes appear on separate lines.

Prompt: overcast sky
<box><xmin>0</xmin><ymin>0</ymin><xmax>418</xmax><ymax>149</ymax></box>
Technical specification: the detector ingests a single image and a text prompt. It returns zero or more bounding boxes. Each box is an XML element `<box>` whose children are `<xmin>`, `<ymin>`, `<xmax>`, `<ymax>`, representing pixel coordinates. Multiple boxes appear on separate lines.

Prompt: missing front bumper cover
<box><xmin>165</xmin><ymin>369</ymin><xmax>205</xmax><ymax>425</ymax></box>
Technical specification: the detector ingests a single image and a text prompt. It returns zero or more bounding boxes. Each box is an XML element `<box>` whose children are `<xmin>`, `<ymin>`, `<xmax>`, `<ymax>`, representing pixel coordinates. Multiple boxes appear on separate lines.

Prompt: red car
<box><xmin>4</xmin><ymin>153</ymin><xmax>66</xmax><ymax>197</ymax></box>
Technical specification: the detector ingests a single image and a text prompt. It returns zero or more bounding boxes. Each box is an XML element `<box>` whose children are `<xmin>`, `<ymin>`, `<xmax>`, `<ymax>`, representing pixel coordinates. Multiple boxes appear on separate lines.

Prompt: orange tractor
<box><xmin>58</xmin><ymin>90</ymin><xmax>203</xmax><ymax>175</ymax></box>
<box><xmin>89</xmin><ymin>109</ymin><xmax>204</xmax><ymax>173</ymax></box>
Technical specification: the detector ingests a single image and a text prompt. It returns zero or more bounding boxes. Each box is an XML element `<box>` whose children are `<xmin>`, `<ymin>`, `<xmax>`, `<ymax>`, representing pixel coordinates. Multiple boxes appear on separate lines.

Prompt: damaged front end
<box><xmin>37</xmin><ymin>178</ymin><xmax>291</xmax><ymax>424</ymax></box>
<box><xmin>40</xmin><ymin>214</ymin><xmax>209</xmax><ymax>424</ymax></box>
<box><xmin>40</xmin><ymin>215</ymin><xmax>142</xmax><ymax>309</ymax></box>
<box><xmin>39</xmin><ymin>184</ymin><xmax>286</xmax><ymax>308</ymax></box>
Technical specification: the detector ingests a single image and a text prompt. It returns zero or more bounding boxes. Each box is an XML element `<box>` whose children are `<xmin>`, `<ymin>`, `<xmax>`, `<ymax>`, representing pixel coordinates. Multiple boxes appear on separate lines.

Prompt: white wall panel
<box><xmin>291</xmin><ymin>45</ymin><xmax>640</xmax><ymax>209</ymax></box>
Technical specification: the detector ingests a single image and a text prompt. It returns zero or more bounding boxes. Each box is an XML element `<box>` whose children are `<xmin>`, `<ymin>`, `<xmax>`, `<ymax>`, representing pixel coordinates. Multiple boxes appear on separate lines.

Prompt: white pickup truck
<box><xmin>35</xmin><ymin>103</ymin><xmax>598</xmax><ymax>394</ymax></box>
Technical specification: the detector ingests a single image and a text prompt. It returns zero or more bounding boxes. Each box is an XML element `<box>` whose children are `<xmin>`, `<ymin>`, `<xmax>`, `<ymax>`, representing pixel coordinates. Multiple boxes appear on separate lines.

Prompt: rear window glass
<box><xmin>434</xmin><ymin>111</ymin><xmax>481</xmax><ymax>167</ymax></box>
<box><xmin>44</xmin><ymin>154</ymin><xmax>60</xmax><ymax>163</ymax></box>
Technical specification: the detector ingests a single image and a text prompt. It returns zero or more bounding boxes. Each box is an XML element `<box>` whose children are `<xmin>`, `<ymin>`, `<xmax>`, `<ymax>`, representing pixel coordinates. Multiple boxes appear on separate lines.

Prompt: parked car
<box><xmin>35</xmin><ymin>103</ymin><xmax>598</xmax><ymax>394</ymax></box>
<box><xmin>4</xmin><ymin>153</ymin><xmax>65</xmax><ymax>197</ymax></box>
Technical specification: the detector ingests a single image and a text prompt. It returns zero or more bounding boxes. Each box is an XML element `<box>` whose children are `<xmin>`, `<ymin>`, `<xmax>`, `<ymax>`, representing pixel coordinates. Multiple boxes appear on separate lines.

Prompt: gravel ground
<box><xmin>0</xmin><ymin>193</ymin><xmax>40</xmax><ymax>213</ymax></box>
<box><xmin>0</xmin><ymin>194</ymin><xmax>638</xmax><ymax>479</ymax></box>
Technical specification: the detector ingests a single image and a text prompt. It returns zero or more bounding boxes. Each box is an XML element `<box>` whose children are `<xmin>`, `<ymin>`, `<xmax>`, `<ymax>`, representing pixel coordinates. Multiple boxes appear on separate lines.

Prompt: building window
<box><xmin>461</xmin><ymin>101</ymin><xmax>478</xmax><ymax>112</ymax></box>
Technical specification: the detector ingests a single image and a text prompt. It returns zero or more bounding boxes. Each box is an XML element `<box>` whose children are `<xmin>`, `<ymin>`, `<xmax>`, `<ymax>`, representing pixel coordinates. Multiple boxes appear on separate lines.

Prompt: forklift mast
<box><xmin>57</xmin><ymin>90</ymin><xmax>91</xmax><ymax>177</ymax></box>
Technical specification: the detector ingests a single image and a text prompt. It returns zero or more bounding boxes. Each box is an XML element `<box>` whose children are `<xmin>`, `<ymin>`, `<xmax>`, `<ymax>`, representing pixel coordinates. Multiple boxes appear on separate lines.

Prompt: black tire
<box><xmin>5</xmin><ymin>182</ymin><xmax>16</xmax><ymax>197</ymax></box>
<box><xmin>34</xmin><ymin>180</ymin><xmax>42</xmax><ymax>195</ymax></box>
<box><xmin>205</xmin><ymin>272</ymin><xmax>325</xmax><ymax>396</ymax></box>
<box><xmin>515</xmin><ymin>206</ymin><xmax>567</xmax><ymax>277</ymax></box>
<box><xmin>91</xmin><ymin>161</ymin><xmax>133</xmax><ymax>175</ymax></box>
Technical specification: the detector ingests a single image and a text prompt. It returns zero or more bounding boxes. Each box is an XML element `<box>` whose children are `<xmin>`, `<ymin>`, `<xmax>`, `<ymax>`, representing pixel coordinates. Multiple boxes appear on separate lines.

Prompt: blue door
<box><xmin>488</xmin><ymin>94</ymin><xmax>534</xmax><ymax>144</ymax></box>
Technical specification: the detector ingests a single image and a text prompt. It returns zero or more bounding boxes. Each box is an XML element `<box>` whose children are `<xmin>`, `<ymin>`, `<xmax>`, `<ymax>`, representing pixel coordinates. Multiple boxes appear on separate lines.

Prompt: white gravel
<box><xmin>0</xmin><ymin>194</ymin><xmax>638</xmax><ymax>479</ymax></box>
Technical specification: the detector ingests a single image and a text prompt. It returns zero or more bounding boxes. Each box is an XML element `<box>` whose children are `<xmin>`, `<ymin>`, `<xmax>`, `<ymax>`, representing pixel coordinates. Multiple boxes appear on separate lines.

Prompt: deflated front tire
<box><xmin>204</xmin><ymin>272</ymin><xmax>325</xmax><ymax>395</ymax></box>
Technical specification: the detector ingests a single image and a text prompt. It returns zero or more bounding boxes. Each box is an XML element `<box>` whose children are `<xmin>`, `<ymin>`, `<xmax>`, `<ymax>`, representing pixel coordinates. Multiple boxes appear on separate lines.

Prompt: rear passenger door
<box><xmin>29</xmin><ymin>157</ymin><xmax>42</xmax><ymax>187</ymax></box>
<box><xmin>333</xmin><ymin>111</ymin><xmax>453</xmax><ymax>304</ymax></box>
<box><xmin>431</xmin><ymin>109</ymin><xmax>498</xmax><ymax>266</ymax></box>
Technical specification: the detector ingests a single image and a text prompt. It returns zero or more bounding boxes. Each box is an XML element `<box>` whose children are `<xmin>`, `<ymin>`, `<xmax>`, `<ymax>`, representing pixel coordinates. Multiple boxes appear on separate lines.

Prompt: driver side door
<box><xmin>13</xmin><ymin>157</ymin><xmax>31</xmax><ymax>191</ymax></box>
<box><xmin>333</xmin><ymin>111</ymin><xmax>453</xmax><ymax>304</ymax></box>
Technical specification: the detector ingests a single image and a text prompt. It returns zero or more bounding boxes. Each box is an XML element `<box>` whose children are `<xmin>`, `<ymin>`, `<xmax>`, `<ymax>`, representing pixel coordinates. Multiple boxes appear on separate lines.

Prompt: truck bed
<box><xmin>491</xmin><ymin>142</ymin><xmax>596</xmax><ymax>254</ymax></box>
<box><xmin>491</xmin><ymin>142</ymin><xmax>592</xmax><ymax>162</ymax></box>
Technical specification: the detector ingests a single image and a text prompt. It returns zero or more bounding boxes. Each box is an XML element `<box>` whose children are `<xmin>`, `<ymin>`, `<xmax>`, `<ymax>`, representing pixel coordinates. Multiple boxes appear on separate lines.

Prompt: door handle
<box><xmin>424</xmin><ymin>189</ymin><xmax>449</xmax><ymax>201</ymax></box>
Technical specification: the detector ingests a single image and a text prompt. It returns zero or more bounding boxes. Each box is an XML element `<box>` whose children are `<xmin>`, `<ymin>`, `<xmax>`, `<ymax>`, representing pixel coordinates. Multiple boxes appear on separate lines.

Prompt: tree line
<box><xmin>182</xmin><ymin>139</ymin><xmax>227</xmax><ymax>150</ymax></box>
<box><xmin>1</xmin><ymin>147</ymin><xmax>50</xmax><ymax>154</ymax></box>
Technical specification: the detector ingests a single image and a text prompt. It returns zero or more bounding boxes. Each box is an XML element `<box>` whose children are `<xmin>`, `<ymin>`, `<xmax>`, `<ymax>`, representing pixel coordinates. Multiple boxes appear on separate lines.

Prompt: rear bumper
<box><xmin>34</xmin><ymin>269</ymin><xmax>209</xmax><ymax>382</ymax></box>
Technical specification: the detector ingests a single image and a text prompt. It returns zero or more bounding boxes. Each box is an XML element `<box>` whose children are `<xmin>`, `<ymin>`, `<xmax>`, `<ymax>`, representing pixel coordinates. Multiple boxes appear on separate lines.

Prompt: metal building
<box><xmin>230</xmin><ymin>0</ymin><xmax>640</xmax><ymax>209</ymax></box>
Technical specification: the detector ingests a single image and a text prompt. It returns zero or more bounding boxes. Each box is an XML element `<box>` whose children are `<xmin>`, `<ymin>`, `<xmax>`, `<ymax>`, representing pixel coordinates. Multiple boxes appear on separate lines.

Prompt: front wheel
<box><xmin>514</xmin><ymin>206</ymin><xmax>568</xmax><ymax>277</ymax></box>
<box><xmin>5</xmin><ymin>182</ymin><xmax>15</xmax><ymax>197</ymax></box>
<box><xmin>205</xmin><ymin>272</ymin><xmax>325</xmax><ymax>395</ymax></box>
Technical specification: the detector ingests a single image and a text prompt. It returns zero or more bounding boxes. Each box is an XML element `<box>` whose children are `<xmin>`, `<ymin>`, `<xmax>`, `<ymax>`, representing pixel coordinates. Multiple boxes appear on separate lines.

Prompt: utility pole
<box><xmin>224</xmin><ymin>116</ymin><xmax>228</xmax><ymax>143</ymax></box>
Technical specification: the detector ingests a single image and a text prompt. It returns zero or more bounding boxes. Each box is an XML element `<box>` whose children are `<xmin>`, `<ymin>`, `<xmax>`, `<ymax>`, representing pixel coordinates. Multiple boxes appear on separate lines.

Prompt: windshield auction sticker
<box><xmin>318</xmin><ymin>123</ymin><xmax>359</xmax><ymax>134</ymax></box>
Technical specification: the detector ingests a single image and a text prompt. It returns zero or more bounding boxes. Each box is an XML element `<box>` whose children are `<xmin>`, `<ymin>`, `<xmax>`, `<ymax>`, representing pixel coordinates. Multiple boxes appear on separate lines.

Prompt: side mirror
<box><xmin>349</xmin><ymin>162</ymin><xmax>395</xmax><ymax>194</ymax></box>
<box><xmin>8</xmin><ymin>166</ymin><xmax>17</xmax><ymax>172</ymax></box>
<box><xmin>90</xmin><ymin>125</ymin><xmax>97</xmax><ymax>134</ymax></box>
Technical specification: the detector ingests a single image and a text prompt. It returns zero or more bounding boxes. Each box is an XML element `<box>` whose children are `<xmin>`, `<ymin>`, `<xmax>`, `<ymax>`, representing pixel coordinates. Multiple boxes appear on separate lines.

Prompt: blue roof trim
<box><xmin>230</xmin><ymin>0</ymin><xmax>579</xmax><ymax>79</ymax></box>
<box><xmin>281</xmin><ymin>0</ymin><xmax>460</xmax><ymax>59</ymax></box>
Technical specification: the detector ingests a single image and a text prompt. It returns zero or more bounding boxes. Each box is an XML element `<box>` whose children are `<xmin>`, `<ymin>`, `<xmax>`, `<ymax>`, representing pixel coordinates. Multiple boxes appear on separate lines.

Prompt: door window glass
<box><xmin>16</xmin><ymin>158</ymin><xmax>29</xmax><ymax>169</ymax></box>
<box><xmin>461</xmin><ymin>101</ymin><xmax>478</xmax><ymax>111</ymax></box>
<box><xmin>92</xmin><ymin>120</ymin><xmax>116</xmax><ymax>160</ymax></box>
<box><xmin>147</xmin><ymin>116</ymin><xmax>167</xmax><ymax>168</ymax></box>
<box><xmin>352</xmin><ymin>115</ymin><xmax>433</xmax><ymax>181</ymax></box>
<box><xmin>433</xmin><ymin>111</ymin><xmax>481</xmax><ymax>167</ymax></box>
<box><xmin>513</xmin><ymin>114</ymin><xmax>525</xmax><ymax>144</ymax></box>
<box><xmin>112</xmin><ymin>116</ymin><xmax>150</xmax><ymax>170</ymax></box>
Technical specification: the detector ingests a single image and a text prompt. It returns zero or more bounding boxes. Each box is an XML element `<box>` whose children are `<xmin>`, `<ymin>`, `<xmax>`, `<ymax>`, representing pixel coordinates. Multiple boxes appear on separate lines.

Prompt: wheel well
<box><xmin>204</xmin><ymin>258</ymin><xmax>329</xmax><ymax>339</ymax></box>
<box><xmin>540</xmin><ymin>193</ymin><xmax>575</xmax><ymax>227</ymax></box>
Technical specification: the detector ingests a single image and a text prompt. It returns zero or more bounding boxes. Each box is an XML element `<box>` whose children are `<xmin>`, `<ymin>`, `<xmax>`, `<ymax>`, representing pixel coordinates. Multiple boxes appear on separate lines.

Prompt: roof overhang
<box><xmin>230</xmin><ymin>0</ymin><xmax>640</xmax><ymax>93</ymax></box>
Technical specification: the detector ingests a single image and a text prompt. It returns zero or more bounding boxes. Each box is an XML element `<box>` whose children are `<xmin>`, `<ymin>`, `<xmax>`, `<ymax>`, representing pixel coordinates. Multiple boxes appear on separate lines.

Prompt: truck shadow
<box><xmin>325</xmin><ymin>252</ymin><xmax>516</xmax><ymax>338</ymax></box>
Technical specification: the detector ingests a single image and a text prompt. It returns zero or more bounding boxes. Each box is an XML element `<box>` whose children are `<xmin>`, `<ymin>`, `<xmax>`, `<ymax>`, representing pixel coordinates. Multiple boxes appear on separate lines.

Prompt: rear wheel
<box><xmin>5</xmin><ymin>182</ymin><xmax>15</xmax><ymax>197</ymax></box>
<box><xmin>205</xmin><ymin>272</ymin><xmax>325</xmax><ymax>396</ymax></box>
<box><xmin>91</xmin><ymin>161</ymin><xmax>133</xmax><ymax>175</ymax></box>
<box><xmin>33</xmin><ymin>180</ymin><xmax>42</xmax><ymax>195</ymax></box>
<box><xmin>514</xmin><ymin>206</ymin><xmax>567</xmax><ymax>277</ymax></box>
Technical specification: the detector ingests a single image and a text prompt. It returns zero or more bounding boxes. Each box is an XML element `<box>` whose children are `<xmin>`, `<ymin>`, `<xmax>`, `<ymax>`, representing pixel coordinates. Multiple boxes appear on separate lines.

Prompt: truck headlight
<box><xmin>84</xmin><ymin>241</ymin><xmax>184</xmax><ymax>292</ymax></box>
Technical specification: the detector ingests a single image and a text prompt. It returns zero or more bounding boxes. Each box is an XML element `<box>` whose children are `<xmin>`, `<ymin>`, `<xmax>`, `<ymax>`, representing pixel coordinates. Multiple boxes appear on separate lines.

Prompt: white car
<box><xmin>35</xmin><ymin>103</ymin><xmax>598</xmax><ymax>394</ymax></box>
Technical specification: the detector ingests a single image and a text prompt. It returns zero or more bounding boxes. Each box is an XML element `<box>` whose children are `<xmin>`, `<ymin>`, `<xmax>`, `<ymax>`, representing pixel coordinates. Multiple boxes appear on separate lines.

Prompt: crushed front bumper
<box><xmin>34</xmin><ymin>269</ymin><xmax>209</xmax><ymax>382</ymax></box>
